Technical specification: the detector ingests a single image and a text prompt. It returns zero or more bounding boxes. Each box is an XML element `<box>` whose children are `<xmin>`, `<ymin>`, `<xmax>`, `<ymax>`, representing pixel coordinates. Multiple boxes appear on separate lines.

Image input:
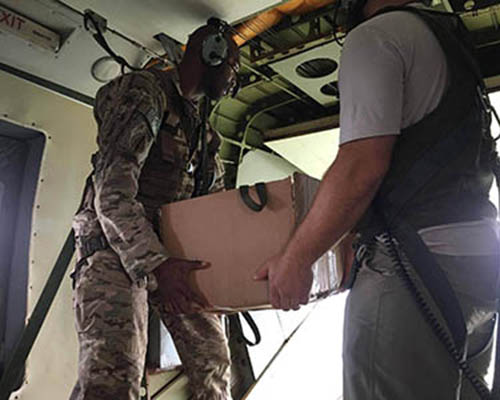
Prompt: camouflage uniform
<box><xmin>70</xmin><ymin>69</ymin><xmax>231</xmax><ymax>400</ymax></box>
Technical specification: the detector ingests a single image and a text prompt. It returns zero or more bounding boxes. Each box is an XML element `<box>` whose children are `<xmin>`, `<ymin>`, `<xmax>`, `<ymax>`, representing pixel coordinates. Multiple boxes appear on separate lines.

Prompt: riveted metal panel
<box><xmin>270</xmin><ymin>41</ymin><xmax>342</xmax><ymax>106</ymax></box>
<box><xmin>0</xmin><ymin>69</ymin><xmax>95</xmax><ymax>400</ymax></box>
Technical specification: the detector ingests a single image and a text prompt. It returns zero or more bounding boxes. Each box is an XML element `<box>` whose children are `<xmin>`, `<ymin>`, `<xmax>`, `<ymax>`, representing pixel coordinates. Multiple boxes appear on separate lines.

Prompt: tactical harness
<box><xmin>351</xmin><ymin>7</ymin><xmax>500</xmax><ymax>400</ymax></box>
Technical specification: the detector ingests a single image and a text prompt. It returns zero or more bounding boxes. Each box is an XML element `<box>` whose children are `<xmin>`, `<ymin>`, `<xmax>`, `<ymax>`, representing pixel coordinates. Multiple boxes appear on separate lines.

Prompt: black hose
<box><xmin>378</xmin><ymin>231</ymin><xmax>493</xmax><ymax>400</ymax></box>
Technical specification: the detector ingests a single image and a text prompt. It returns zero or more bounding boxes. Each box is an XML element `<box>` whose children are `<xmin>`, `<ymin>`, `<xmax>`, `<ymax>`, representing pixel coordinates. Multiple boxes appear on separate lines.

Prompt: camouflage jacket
<box><xmin>73</xmin><ymin>69</ymin><xmax>225</xmax><ymax>285</ymax></box>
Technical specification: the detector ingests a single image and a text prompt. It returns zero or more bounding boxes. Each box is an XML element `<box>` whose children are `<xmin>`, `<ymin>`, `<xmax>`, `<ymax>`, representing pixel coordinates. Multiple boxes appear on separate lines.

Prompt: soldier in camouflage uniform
<box><xmin>70</xmin><ymin>22</ymin><xmax>240</xmax><ymax>400</ymax></box>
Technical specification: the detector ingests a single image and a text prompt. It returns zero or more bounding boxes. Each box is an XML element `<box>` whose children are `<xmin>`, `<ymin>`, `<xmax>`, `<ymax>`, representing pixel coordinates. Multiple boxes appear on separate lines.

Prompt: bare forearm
<box><xmin>283</xmin><ymin>149</ymin><xmax>387</xmax><ymax>267</ymax></box>
<box><xmin>256</xmin><ymin>136</ymin><xmax>396</xmax><ymax>310</ymax></box>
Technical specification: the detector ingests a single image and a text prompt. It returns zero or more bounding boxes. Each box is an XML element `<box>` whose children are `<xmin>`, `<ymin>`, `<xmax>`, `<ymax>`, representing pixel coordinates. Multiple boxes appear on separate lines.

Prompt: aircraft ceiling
<box><xmin>1</xmin><ymin>0</ymin><xmax>500</xmax><ymax>187</ymax></box>
<box><xmin>61</xmin><ymin>0</ymin><xmax>283</xmax><ymax>44</ymax></box>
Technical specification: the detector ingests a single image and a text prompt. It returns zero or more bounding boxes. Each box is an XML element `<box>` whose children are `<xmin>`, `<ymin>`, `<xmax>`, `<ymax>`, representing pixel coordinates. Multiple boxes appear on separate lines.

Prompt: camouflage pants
<box><xmin>69</xmin><ymin>249</ymin><xmax>232</xmax><ymax>400</ymax></box>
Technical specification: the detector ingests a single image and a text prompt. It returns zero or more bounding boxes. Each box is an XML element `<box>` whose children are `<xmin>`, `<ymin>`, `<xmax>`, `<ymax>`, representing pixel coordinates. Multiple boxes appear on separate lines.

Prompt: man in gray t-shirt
<box><xmin>339</xmin><ymin>3</ymin><xmax>499</xmax><ymax>256</ymax></box>
<box><xmin>256</xmin><ymin>0</ymin><xmax>499</xmax><ymax>398</ymax></box>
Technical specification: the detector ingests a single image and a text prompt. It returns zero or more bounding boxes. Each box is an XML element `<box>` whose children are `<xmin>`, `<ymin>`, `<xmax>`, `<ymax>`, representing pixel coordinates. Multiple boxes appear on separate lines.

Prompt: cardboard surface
<box><xmin>161</xmin><ymin>174</ymin><xmax>339</xmax><ymax>311</ymax></box>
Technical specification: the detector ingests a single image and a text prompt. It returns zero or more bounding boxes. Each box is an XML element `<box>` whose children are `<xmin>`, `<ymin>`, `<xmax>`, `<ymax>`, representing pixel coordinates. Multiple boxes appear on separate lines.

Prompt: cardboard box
<box><xmin>160</xmin><ymin>173</ymin><xmax>340</xmax><ymax>311</ymax></box>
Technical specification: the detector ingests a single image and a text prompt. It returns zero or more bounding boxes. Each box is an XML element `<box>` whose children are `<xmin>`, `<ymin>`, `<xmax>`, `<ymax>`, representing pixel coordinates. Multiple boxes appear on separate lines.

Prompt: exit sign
<box><xmin>0</xmin><ymin>5</ymin><xmax>60</xmax><ymax>52</ymax></box>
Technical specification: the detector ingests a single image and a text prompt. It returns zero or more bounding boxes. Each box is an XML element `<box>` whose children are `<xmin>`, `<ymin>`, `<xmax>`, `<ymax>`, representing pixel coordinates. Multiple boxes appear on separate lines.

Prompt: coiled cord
<box><xmin>377</xmin><ymin>231</ymin><xmax>493</xmax><ymax>400</ymax></box>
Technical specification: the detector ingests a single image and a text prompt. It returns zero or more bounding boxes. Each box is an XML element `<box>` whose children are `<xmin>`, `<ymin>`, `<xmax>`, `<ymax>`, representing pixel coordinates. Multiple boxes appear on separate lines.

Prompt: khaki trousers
<box><xmin>344</xmin><ymin>239</ymin><xmax>498</xmax><ymax>400</ymax></box>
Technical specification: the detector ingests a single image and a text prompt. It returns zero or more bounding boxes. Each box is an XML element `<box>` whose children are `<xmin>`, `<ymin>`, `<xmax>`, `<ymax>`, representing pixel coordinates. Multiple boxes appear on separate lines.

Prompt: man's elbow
<box><xmin>356</xmin><ymin>167</ymin><xmax>387</xmax><ymax>197</ymax></box>
<box><xmin>339</xmin><ymin>157</ymin><xmax>390</xmax><ymax>196</ymax></box>
<box><xmin>336</xmin><ymin>136</ymin><xmax>395</xmax><ymax>192</ymax></box>
<box><xmin>366</xmin><ymin>157</ymin><xmax>391</xmax><ymax>184</ymax></box>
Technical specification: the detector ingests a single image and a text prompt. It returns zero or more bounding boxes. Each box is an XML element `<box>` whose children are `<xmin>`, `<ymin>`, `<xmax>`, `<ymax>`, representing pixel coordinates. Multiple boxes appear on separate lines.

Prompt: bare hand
<box><xmin>254</xmin><ymin>252</ymin><xmax>313</xmax><ymax>311</ymax></box>
<box><xmin>153</xmin><ymin>257</ymin><xmax>211</xmax><ymax>314</ymax></box>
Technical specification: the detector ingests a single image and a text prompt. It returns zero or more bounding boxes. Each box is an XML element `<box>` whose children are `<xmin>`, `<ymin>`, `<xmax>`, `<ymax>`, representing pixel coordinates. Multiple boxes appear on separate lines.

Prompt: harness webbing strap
<box><xmin>382</xmin><ymin>214</ymin><xmax>467</xmax><ymax>351</ymax></box>
<box><xmin>240</xmin><ymin>311</ymin><xmax>262</xmax><ymax>347</ymax></box>
<box><xmin>364</xmin><ymin>6</ymin><xmax>499</xmax><ymax>398</ymax></box>
<box><xmin>373</xmin><ymin>97</ymin><xmax>477</xmax><ymax>355</ymax></box>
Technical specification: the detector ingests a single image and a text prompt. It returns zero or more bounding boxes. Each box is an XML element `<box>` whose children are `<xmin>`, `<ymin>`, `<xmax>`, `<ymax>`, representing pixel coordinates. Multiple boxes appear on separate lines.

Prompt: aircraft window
<box><xmin>0</xmin><ymin>120</ymin><xmax>45</xmax><ymax>383</ymax></box>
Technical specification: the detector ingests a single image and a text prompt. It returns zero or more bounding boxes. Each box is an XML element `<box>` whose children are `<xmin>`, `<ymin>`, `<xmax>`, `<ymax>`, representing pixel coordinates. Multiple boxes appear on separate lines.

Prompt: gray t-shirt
<box><xmin>338</xmin><ymin>6</ymin><xmax>499</xmax><ymax>255</ymax></box>
<box><xmin>339</xmin><ymin>5</ymin><xmax>447</xmax><ymax>144</ymax></box>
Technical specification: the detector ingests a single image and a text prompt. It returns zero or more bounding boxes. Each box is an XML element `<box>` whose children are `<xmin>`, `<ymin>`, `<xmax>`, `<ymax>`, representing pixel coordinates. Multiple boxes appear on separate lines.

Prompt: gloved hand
<box><xmin>152</xmin><ymin>257</ymin><xmax>211</xmax><ymax>314</ymax></box>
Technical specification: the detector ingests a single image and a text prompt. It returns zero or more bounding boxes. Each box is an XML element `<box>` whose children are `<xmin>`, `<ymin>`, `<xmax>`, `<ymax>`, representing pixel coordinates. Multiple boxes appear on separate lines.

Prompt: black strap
<box><xmin>373</xmin><ymin>5</ymin><xmax>492</xmax><ymax>355</ymax></box>
<box><xmin>0</xmin><ymin>231</ymin><xmax>76</xmax><ymax>400</ymax></box>
<box><xmin>84</xmin><ymin>11</ymin><xmax>140</xmax><ymax>74</ymax></box>
<box><xmin>382</xmin><ymin>214</ymin><xmax>467</xmax><ymax>352</ymax></box>
<box><xmin>361</xmin><ymin>6</ymin><xmax>494</xmax><ymax>396</ymax></box>
<box><xmin>240</xmin><ymin>311</ymin><xmax>262</xmax><ymax>347</ymax></box>
<box><xmin>76</xmin><ymin>234</ymin><xmax>109</xmax><ymax>260</ymax></box>
<box><xmin>193</xmin><ymin>97</ymin><xmax>210</xmax><ymax>197</ymax></box>
<box><xmin>366</xmin><ymin>1</ymin><xmax>477</xmax><ymax>370</ymax></box>
<box><xmin>226</xmin><ymin>313</ymin><xmax>256</xmax><ymax>398</ymax></box>
<box><xmin>239</xmin><ymin>183</ymin><xmax>268</xmax><ymax>212</ymax></box>
<box><xmin>493</xmin><ymin>106</ymin><xmax>500</xmax><ymax>141</ymax></box>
